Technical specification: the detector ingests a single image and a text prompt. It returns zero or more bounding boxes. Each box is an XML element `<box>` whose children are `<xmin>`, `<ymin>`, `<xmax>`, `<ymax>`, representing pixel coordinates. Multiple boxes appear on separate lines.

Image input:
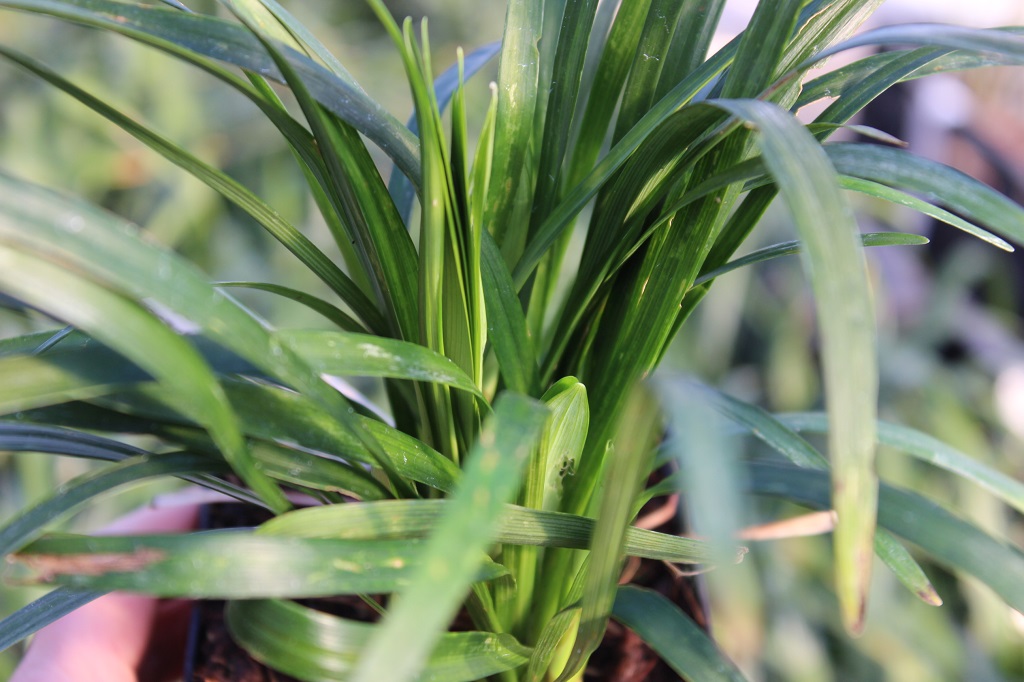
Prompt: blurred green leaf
<box><xmin>612</xmin><ymin>586</ymin><xmax>746</xmax><ymax>682</ymax></box>
<box><xmin>713</xmin><ymin>98</ymin><xmax>877</xmax><ymax>634</ymax></box>
<box><xmin>781</xmin><ymin>413</ymin><xmax>1024</xmax><ymax>517</ymax></box>
<box><xmin>0</xmin><ymin>0</ymin><xmax>421</xmax><ymax>182</ymax></box>
<box><xmin>0</xmin><ymin>587</ymin><xmax>104</xmax><ymax>654</ymax></box>
<box><xmin>0</xmin><ymin>453</ymin><xmax>219</xmax><ymax>556</ymax></box>
<box><xmin>555</xmin><ymin>387</ymin><xmax>662</xmax><ymax>681</ymax></box>
<box><xmin>0</xmin><ymin>45</ymin><xmax>387</xmax><ymax>332</ymax></box>
<box><xmin>748</xmin><ymin>463</ymin><xmax>1024</xmax><ymax>613</ymax></box>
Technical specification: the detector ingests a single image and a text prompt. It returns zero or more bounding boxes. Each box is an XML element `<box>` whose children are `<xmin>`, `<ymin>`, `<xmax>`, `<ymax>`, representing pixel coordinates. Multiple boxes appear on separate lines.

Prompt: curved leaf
<box><xmin>0</xmin><ymin>46</ymin><xmax>386</xmax><ymax>332</ymax></box>
<box><xmin>227</xmin><ymin>598</ymin><xmax>530</xmax><ymax>682</ymax></box>
<box><xmin>612</xmin><ymin>586</ymin><xmax>746</xmax><ymax>682</ymax></box>
<box><xmin>693</xmin><ymin>232</ymin><xmax>929</xmax><ymax>288</ymax></box>
<box><xmin>0</xmin><ymin>168</ymin><xmax>416</xmax><ymax>498</ymax></box>
<box><xmin>0</xmin><ymin>0</ymin><xmax>421</xmax><ymax>184</ymax></box>
<box><xmin>747</xmin><ymin>463</ymin><xmax>1024</xmax><ymax>614</ymax></box>
<box><xmin>217</xmin><ymin>282</ymin><xmax>366</xmax><ymax>333</ymax></box>
<box><xmin>712</xmin><ymin>98</ymin><xmax>877</xmax><ymax>634</ymax></box>
<box><xmin>827</xmin><ymin>143</ymin><xmax>1024</xmax><ymax>247</ymax></box>
<box><xmin>279</xmin><ymin>330</ymin><xmax>483</xmax><ymax>399</ymax></box>
<box><xmin>780</xmin><ymin>412</ymin><xmax>1024</xmax><ymax>516</ymax></box>
<box><xmin>0</xmin><ymin>587</ymin><xmax>105</xmax><ymax>654</ymax></box>
<box><xmin>805</xmin><ymin>24</ymin><xmax>1024</xmax><ymax>70</ymax></box>
<box><xmin>0</xmin><ymin>244</ymin><xmax>288</xmax><ymax>512</ymax></box>
<box><xmin>0</xmin><ymin>452</ymin><xmax>220</xmax><ymax>556</ymax></box>
<box><xmin>101</xmin><ymin>380</ymin><xmax>460</xmax><ymax>495</ymax></box>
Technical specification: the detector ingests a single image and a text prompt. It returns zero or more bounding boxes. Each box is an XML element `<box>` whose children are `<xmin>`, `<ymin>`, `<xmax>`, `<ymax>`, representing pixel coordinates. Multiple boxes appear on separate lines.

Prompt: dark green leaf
<box><xmin>612</xmin><ymin>586</ymin><xmax>746</xmax><ymax>682</ymax></box>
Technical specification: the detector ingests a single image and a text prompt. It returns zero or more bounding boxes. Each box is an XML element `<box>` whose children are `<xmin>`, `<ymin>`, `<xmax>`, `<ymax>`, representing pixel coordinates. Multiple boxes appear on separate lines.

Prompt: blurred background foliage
<box><xmin>1</xmin><ymin>1</ymin><xmax>1024</xmax><ymax>680</ymax></box>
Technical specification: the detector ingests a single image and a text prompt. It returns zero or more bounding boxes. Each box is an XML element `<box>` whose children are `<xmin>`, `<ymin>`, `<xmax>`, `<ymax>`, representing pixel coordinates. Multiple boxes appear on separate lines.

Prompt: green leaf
<box><xmin>827</xmin><ymin>143</ymin><xmax>1024</xmax><ymax>248</ymax></box>
<box><xmin>612</xmin><ymin>586</ymin><xmax>746</xmax><ymax>682</ymax></box>
<box><xmin>227</xmin><ymin>599</ymin><xmax>531</xmax><ymax>682</ymax></box>
<box><xmin>0</xmin><ymin>350</ymin><xmax>144</xmax><ymax>416</ymax></box>
<box><xmin>352</xmin><ymin>394</ymin><xmax>549</xmax><ymax>682</ymax></box>
<box><xmin>562</xmin><ymin>0</ymin><xmax>651</xmax><ymax>190</ymax></box>
<box><xmin>216</xmin><ymin>282</ymin><xmax>367</xmax><ymax>333</ymax></box>
<box><xmin>232</xmin><ymin>5</ymin><xmax>419</xmax><ymax>343</ymax></box>
<box><xmin>0</xmin><ymin>168</ymin><xmax>415</xmax><ymax>499</ymax></box>
<box><xmin>485</xmin><ymin>0</ymin><xmax>543</xmax><ymax>254</ymax></box>
<box><xmin>0</xmin><ymin>453</ymin><xmax>220</xmax><ymax>557</ymax></box>
<box><xmin>712</xmin><ymin>98</ymin><xmax>877</xmax><ymax>634</ymax></box>
<box><xmin>388</xmin><ymin>40</ymin><xmax>502</xmax><ymax>225</ymax></box>
<box><xmin>0</xmin><ymin>588</ymin><xmax>104</xmax><ymax>654</ymax></box>
<box><xmin>228</xmin><ymin>0</ymin><xmax>364</xmax><ymax>88</ymax></box>
<box><xmin>0</xmin><ymin>422</ymin><xmax>149</xmax><ymax>463</ymax></box>
<box><xmin>0</xmin><ymin>420</ymin><xmax>266</xmax><ymax>507</ymax></box>
<box><xmin>780</xmin><ymin>413</ymin><xmax>1024</xmax><ymax>517</ymax></box>
<box><xmin>529</xmin><ymin>0</ymin><xmax>599</xmax><ymax>226</ymax></box>
<box><xmin>748</xmin><ymin>463</ymin><xmax>1024</xmax><ymax>614</ymax></box>
<box><xmin>693</xmin><ymin>232</ymin><xmax>929</xmax><ymax>287</ymax></box>
<box><xmin>259</xmin><ymin>499</ymin><xmax>719</xmax><ymax>564</ymax></box>
<box><xmin>805</xmin><ymin>24</ymin><xmax>1024</xmax><ymax>69</ymax></box>
<box><xmin>104</xmin><ymin>380</ymin><xmax>460</xmax><ymax>496</ymax></box>
<box><xmin>481</xmin><ymin>232</ymin><xmax>540</xmax><ymax>396</ymax></box>
<box><xmin>0</xmin><ymin>245</ymin><xmax>289</xmax><ymax>512</ymax></box>
<box><xmin>840</xmin><ymin>178</ymin><xmax>1012</xmax><ymax>252</ymax></box>
<box><xmin>12</xmin><ymin>532</ymin><xmax>507</xmax><ymax>598</ymax></box>
<box><xmin>279</xmin><ymin>330</ymin><xmax>483</xmax><ymax>400</ymax></box>
<box><xmin>555</xmin><ymin>386</ymin><xmax>662</xmax><ymax>681</ymax></box>
<box><xmin>515</xmin><ymin>54</ymin><xmax>735</xmax><ymax>289</ymax></box>
<box><xmin>682</xmin><ymin>383</ymin><xmax>940</xmax><ymax>606</ymax></box>
<box><xmin>0</xmin><ymin>0</ymin><xmax>421</xmax><ymax>184</ymax></box>
<box><xmin>0</xmin><ymin>45</ymin><xmax>387</xmax><ymax>333</ymax></box>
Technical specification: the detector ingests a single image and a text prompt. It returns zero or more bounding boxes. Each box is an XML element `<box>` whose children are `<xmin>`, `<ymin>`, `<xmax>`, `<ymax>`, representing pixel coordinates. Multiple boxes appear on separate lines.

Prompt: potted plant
<box><xmin>1</xmin><ymin>0</ymin><xmax>1024</xmax><ymax>679</ymax></box>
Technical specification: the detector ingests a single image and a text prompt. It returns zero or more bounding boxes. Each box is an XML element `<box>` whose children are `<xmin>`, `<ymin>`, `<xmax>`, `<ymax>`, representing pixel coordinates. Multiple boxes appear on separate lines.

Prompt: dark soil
<box><xmin>184</xmin><ymin>496</ymin><xmax>709</xmax><ymax>682</ymax></box>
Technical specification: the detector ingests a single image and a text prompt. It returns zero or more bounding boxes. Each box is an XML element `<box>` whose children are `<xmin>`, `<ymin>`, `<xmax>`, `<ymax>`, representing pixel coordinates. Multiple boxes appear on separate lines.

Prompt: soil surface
<box><xmin>185</xmin><ymin>495</ymin><xmax>708</xmax><ymax>681</ymax></box>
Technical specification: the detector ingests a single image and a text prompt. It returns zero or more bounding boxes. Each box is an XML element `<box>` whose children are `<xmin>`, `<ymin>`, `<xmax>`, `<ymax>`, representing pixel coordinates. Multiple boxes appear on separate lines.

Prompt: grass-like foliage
<box><xmin>1</xmin><ymin>1</ymin><xmax>1023</xmax><ymax>679</ymax></box>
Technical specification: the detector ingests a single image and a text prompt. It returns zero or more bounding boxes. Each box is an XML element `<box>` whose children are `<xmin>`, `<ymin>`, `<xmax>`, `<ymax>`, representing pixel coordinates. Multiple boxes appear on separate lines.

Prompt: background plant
<box><xmin>0</xmin><ymin>1</ymin><xmax>1023</xmax><ymax>680</ymax></box>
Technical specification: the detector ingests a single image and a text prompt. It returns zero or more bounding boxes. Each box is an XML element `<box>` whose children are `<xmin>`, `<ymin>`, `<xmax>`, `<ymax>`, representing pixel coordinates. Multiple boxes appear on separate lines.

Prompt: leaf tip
<box><xmin>918</xmin><ymin>587</ymin><xmax>944</xmax><ymax>607</ymax></box>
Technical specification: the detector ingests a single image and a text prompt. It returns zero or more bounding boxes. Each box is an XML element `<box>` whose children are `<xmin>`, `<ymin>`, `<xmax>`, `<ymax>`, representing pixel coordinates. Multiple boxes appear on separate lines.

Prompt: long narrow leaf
<box><xmin>0</xmin><ymin>453</ymin><xmax>220</xmax><ymax>556</ymax></box>
<box><xmin>712</xmin><ymin>99</ymin><xmax>877</xmax><ymax>634</ymax></box>
<box><xmin>612</xmin><ymin>586</ymin><xmax>746</xmax><ymax>682</ymax></box>
<box><xmin>352</xmin><ymin>394</ymin><xmax>548</xmax><ymax>682</ymax></box>
<box><xmin>0</xmin><ymin>245</ymin><xmax>288</xmax><ymax>512</ymax></box>
<box><xmin>0</xmin><ymin>168</ymin><xmax>415</xmax><ymax>499</ymax></box>
<box><xmin>0</xmin><ymin>45</ymin><xmax>387</xmax><ymax>333</ymax></box>
<box><xmin>259</xmin><ymin>499</ymin><xmax>721</xmax><ymax>564</ymax></box>
<box><xmin>12</xmin><ymin>532</ymin><xmax>507</xmax><ymax>598</ymax></box>
<box><xmin>748</xmin><ymin>463</ymin><xmax>1024</xmax><ymax>614</ymax></box>
<box><xmin>780</xmin><ymin>413</ymin><xmax>1024</xmax><ymax>516</ymax></box>
<box><xmin>0</xmin><ymin>588</ymin><xmax>105</xmax><ymax>654</ymax></box>
<box><xmin>227</xmin><ymin>598</ymin><xmax>531</xmax><ymax>682</ymax></box>
<box><xmin>0</xmin><ymin>0</ymin><xmax>421</xmax><ymax>183</ymax></box>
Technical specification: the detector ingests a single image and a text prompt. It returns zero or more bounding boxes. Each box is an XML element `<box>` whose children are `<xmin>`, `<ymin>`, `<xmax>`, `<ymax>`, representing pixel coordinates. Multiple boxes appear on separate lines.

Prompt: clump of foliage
<box><xmin>0</xmin><ymin>0</ymin><xmax>1023</xmax><ymax>680</ymax></box>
